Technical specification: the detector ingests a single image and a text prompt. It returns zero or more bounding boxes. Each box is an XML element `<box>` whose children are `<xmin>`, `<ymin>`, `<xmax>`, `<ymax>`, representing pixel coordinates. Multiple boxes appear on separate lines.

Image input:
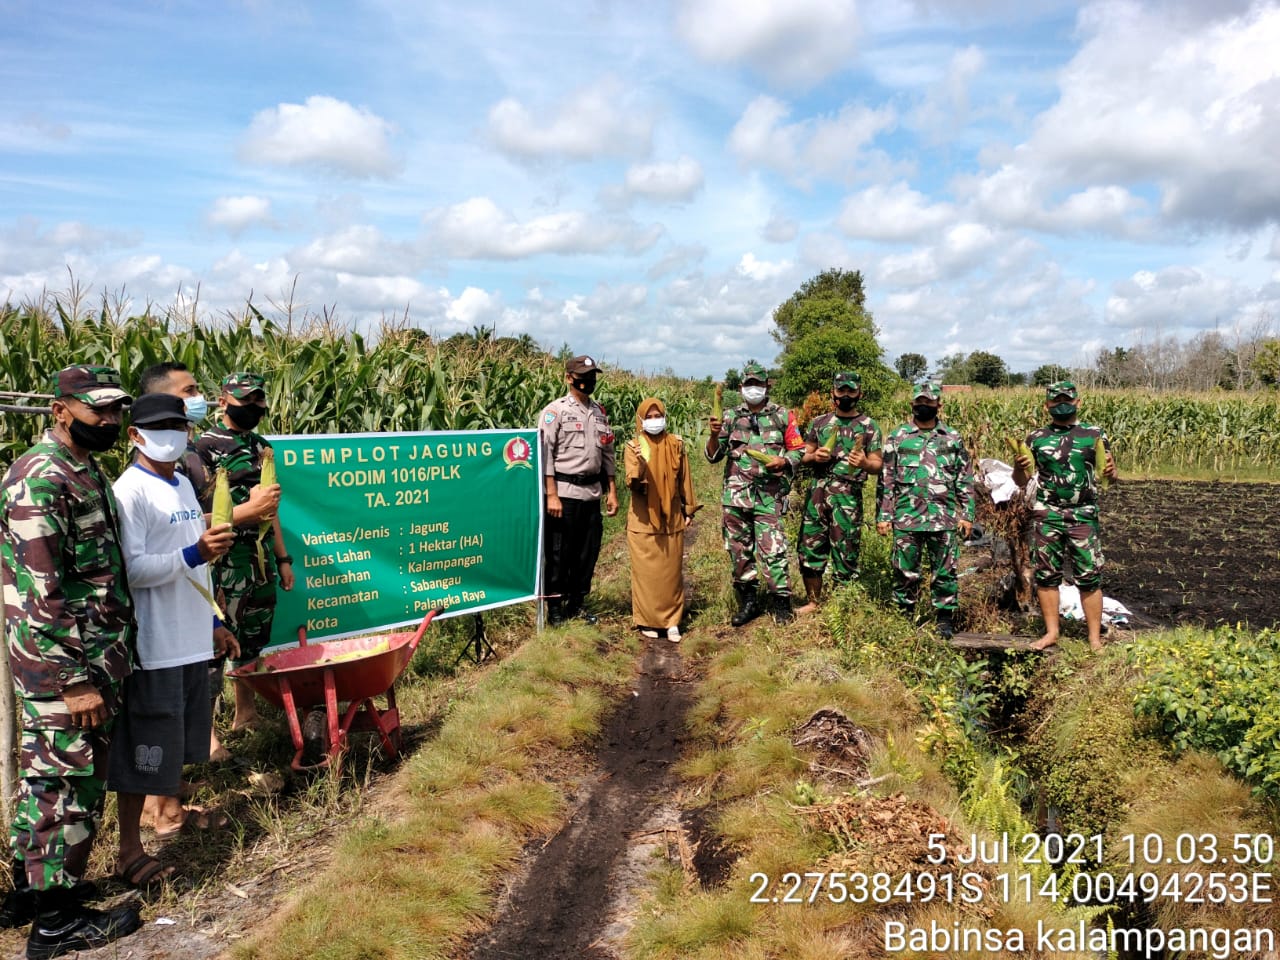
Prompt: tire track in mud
<box><xmin>467</xmin><ymin>635</ymin><xmax>692</xmax><ymax>960</ymax></box>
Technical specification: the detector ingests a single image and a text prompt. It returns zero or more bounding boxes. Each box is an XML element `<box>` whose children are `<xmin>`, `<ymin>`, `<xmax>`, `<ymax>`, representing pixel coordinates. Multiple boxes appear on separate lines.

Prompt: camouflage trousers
<box><xmin>890</xmin><ymin>529</ymin><xmax>960</xmax><ymax>613</ymax></box>
<box><xmin>213</xmin><ymin>538</ymin><xmax>279</xmax><ymax>666</ymax></box>
<box><xmin>797</xmin><ymin>480</ymin><xmax>864</xmax><ymax>583</ymax></box>
<box><xmin>1031</xmin><ymin>507</ymin><xmax>1103</xmax><ymax>591</ymax></box>
<box><xmin>722</xmin><ymin>502</ymin><xmax>790</xmax><ymax>595</ymax></box>
<box><xmin>10</xmin><ymin>716</ymin><xmax>112</xmax><ymax>891</ymax></box>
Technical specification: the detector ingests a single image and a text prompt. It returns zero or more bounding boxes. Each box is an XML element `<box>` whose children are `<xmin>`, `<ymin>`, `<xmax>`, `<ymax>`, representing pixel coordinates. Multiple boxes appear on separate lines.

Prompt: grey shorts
<box><xmin>106</xmin><ymin>662</ymin><xmax>211</xmax><ymax>796</ymax></box>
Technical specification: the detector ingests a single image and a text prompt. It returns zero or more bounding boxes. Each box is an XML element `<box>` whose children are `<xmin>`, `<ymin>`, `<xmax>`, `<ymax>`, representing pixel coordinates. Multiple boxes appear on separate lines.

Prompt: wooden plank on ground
<box><xmin>950</xmin><ymin>632</ymin><xmax>1036</xmax><ymax>651</ymax></box>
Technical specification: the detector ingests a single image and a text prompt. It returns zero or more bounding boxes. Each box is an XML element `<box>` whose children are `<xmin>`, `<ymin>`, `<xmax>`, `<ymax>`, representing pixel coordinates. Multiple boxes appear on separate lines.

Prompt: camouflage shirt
<box><xmin>877</xmin><ymin>421</ymin><xmax>976</xmax><ymax>532</ymax></box>
<box><xmin>193</xmin><ymin>426</ymin><xmax>272</xmax><ymax>542</ymax></box>
<box><xmin>1026</xmin><ymin>421</ymin><xmax>1109</xmax><ymax>512</ymax></box>
<box><xmin>804</xmin><ymin>412</ymin><xmax>882</xmax><ymax>484</ymax></box>
<box><xmin>0</xmin><ymin>430</ymin><xmax>134</xmax><ymax>701</ymax></box>
<box><xmin>706</xmin><ymin>401</ymin><xmax>805</xmax><ymax>508</ymax></box>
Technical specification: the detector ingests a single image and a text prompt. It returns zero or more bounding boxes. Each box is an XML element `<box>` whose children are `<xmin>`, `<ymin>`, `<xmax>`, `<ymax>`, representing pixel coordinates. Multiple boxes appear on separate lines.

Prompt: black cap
<box><xmin>130</xmin><ymin>392</ymin><xmax>188</xmax><ymax>426</ymax></box>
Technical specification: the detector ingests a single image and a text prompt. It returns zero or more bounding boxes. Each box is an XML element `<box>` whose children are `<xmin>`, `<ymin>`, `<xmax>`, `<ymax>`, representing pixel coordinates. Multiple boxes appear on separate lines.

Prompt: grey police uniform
<box><xmin>539</xmin><ymin>384</ymin><xmax>615</xmax><ymax>621</ymax></box>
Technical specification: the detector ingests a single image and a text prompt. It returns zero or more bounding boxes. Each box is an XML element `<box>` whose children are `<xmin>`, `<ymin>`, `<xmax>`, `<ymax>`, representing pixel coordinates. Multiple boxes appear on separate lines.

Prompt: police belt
<box><xmin>554</xmin><ymin>471</ymin><xmax>608</xmax><ymax>487</ymax></box>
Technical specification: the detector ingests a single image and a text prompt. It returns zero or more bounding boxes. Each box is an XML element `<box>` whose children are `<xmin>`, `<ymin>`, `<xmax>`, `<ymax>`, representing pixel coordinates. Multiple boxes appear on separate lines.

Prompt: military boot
<box><xmin>26</xmin><ymin>888</ymin><xmax>141</xmax><ymax>960</ymax></box>
<box><xmin>730</xmin><ymin>583</ymin><xmax>762</xmax><ymax>627</ymax></box>
<box><xmin>771</xmin><ymin>595</ymin><xmax>795</xmax><ymax>624</ymax></box>
<box><xmin>1</xmin><ymin>862</ymin><xmax>95</xmax><ymax>931</ymax></box>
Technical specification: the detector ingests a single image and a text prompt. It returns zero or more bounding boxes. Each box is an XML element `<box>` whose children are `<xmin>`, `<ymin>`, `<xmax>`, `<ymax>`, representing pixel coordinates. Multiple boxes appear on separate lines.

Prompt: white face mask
<box><xmin>642</xmin><ymin>416</ymin><xmax>666</xmax><ymax>435</ymax></box>
<box><xmin>741</xmin><ymin>385</ymin><xmax>768</xmax><ymax>405</ymax></box>
<box><xmin>133</xmin><ymin>427</ymin><xmax>189</xmax><ymax>463</ymax></box>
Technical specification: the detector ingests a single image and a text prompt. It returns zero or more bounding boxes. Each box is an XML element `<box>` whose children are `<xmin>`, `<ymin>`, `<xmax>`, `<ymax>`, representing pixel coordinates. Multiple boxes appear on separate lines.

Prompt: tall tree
<box><xmin>969</xmin><ymin>350</ymin><xmax>1008</xmax><ymax>387</ymax></box>
<box><xmin>935</xmin><ymin>352</ymin><xmax>972</xmax><ymax>384</ymax></box>
<box><xmin>770</xmin><ymin>268</ymin><xmax>872</xmax><ymax>350</ymax></box>
<box><xmin>895</xmin><ymin>352</ymin><xmax>928</xmax><ymax>382</ymax></box>
<box><xmin>1032</xmin><ymin>364</ymin><xmax>1072</xmax><ymax>387</ymax></box>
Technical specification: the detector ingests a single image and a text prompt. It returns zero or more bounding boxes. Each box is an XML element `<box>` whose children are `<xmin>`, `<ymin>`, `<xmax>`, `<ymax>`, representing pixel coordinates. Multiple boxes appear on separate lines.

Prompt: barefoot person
<box><xmin>623</xmin><ymin>398</ymin><xmax>699</xmax><ymax>641</ymax></box>
<box><xmin>1012</xmin><ymin>380</ymin><xmax>1118</xmax><ymax>652</ymax></box>
<box><xmin>108</xmin><ymin>393</ymin><xmax>239</xmax><ymax>887</ymax></box>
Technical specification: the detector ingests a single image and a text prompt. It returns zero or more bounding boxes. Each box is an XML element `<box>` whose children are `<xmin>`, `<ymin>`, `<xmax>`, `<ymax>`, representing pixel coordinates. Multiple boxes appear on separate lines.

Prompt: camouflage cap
<box><xmin>833</xmin><ymin>371</ymin><xmax>861</xmax><ymax>389</ymax></box>
<box><xmin>52</xmin><ymin>365</ymin><xmax>132</xmax><ymax>407</ymax></box>
<box><xmin>565</xmin><ymin>355</ymin><xmax>598</xmax><ymax>376</ymax></box>
<box><xmin>913</xmin><ymin>381</ymin><xmax>942</xmax><ymax>401</ymax></box>
<box><xmin>1046</xmin><ymin>379</ymin><xmax>1078</xmax><ymax>400</ymax></box>
<box><xmin>222</xmin><ymin>371</ymin><xmax>266</xmax><ymax>398</ymax></box>
<box><xmin>741</xmin><ymin>361</ymin><xmax>769</xmax><ymax>382</ymax></box>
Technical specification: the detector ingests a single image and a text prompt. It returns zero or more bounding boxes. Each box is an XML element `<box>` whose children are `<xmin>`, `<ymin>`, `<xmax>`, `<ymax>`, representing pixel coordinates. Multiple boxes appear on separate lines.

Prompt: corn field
<box><xmin>0</xmin><ymin>305</ymin><xmax>711</xmax><ymax>475</ymax></box>
<box><xmin>935</xmin><ymin>387</ymin><xmax>1280</xmax><ymax>477</ymax></box>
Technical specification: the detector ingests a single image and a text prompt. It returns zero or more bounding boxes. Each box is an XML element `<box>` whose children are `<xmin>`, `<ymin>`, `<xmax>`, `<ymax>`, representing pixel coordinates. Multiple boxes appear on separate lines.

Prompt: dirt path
<box><xmin>467</xmin><ymin>632</ymin><xmax>692</xmax><ymax>960</ymax></box>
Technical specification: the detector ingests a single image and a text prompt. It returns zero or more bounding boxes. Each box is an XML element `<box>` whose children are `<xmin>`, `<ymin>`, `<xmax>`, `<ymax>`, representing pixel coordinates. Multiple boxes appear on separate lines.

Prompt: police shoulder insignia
<box><xmin>544</xmin><ymin>412</ymin><xmax>557</xmax><ymax>424</ymax></box>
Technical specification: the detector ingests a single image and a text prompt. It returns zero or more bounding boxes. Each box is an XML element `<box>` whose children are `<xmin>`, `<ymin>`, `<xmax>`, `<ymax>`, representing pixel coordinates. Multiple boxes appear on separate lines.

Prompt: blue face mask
<box><xmin>184</xmin><ymin>394</ymin><xmax>208</xmax><ymax>423</ymax></box>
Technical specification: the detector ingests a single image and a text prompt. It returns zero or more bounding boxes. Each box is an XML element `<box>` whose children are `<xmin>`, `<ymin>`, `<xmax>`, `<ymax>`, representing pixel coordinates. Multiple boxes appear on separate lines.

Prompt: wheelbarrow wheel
<box><xmin>302</xmin><ymin>709</ymin><xmax>329</xmax><ymax>767</ymax></box>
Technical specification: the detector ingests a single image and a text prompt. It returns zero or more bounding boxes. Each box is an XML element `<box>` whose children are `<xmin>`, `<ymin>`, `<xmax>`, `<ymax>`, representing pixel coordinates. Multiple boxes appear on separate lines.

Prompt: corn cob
<box><xmin>211</xmin><ymin>466</ymin><xmax>233</xmax><ymax>528</ymax></box>
<box><xmin>1004</xmin><ymin>436</ymin><xmax>1032</xmax><ymax>463</ymax></box>
<box><xmin>711</xmin><ymin>383</ymin><xmax>723</xmax><ymax>420</ymax></box>
<box><xmin>822</xmin><ymin>429</ymin><xmax>838</xmax><ymax>453</ymax></box>
<box><xmin>745</xmin><ymin>448</ymin><xmax>774</xmax><ymax>465</ymax></box>
<box><xmin>1095</xmin><ymin>435</ymin><xmax>1111</xmax><ymax>491</ymax></box>
<box><xmin>256</xmin><ymin>448</ymin><xmax>277</xmax><ymax>579</ymax></box>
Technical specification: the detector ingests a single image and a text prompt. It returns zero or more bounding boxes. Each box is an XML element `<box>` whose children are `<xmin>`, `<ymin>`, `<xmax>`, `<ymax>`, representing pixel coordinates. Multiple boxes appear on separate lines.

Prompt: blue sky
<box><xmin>3</xmin><ymin>0</ymin><xmax>1278</xmax><ymax>378</ymax></box>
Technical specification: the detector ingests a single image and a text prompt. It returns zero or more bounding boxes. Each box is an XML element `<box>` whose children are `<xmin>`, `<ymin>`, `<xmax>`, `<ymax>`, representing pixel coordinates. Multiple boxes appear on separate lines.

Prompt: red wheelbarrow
<box><xmin>229</xmin><ymin>610</ymin><xmax>439</xmax><ymax>771</ymax></box>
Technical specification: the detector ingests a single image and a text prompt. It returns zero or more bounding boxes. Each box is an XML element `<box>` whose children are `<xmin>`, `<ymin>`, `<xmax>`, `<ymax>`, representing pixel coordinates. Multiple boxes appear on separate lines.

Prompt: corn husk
<box><xmin>185</xmin><ymin>575</ymin><xmax>226</xmax><ymax>620</ymax></box>
<box><xmin>256</xmin><ymin>448</ymin><xmax>277</xmax><ymax>579</ymax></box>
<box><xmin>822</xmin><ymin>429</ymin><xmax>838</xmax><ymax>453</ymax></box>
<box><xmin>711</xmin><ymin>383</ymin><xmax>723</xmax><ymax>421</ymax></box>
<box><xmin>1095</xmin><ymin>436</ymin><xmax>1111</xmax><ymax>491</ymax></box>
<box><xmin>211</xmin><ymin>466</ymin><xmax>233</xmax><ymax>528</ymax></box>
<box><xmin>745</xmin><ymin>448</ymin><xmax>774</xmax><ymax>465</ymax></box>
<box><xmin>1004</xmin><ymin>436</ymin><xmax>1032</xmax><ymax>463</ymax></box>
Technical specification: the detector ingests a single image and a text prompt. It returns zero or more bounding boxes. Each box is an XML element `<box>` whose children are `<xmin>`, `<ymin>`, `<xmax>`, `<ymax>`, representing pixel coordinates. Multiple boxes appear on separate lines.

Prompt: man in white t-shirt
<box><xmin>106</xmin><ymin>394</ymin><xmax>237</xmax><ymax>888</ymax></box>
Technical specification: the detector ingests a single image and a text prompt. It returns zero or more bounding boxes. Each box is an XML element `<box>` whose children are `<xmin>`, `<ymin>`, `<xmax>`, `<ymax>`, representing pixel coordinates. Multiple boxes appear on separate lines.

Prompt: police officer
<box><xmin>876</xmin><ymin>382</ymin><xmax>975</xmax><ymax>639</ymax></box>
<box><xmin>0</xmin><ymin>365</ymin><xmax>141</xmax><ymax>957</ymax></box>
<box><xmin>1012</xmin><ymin>380</ymin><xmax>1118</xmax><ymax>652</ymax></box>
<box><xmin>705</xmin><ymin>361</ymin><xmax>805</xmax><ymax>625</ymax></box>
<box><xmin>539</xmin><ymin>355</ymin><xmax>618</xmax><ymax>625</ymax></box>
<box><xmin>193</xmin><ymin>373</ymin><xmax>294</xmax><ymax>729</ymax></box>
<box><xmin>795</xmin><ymin>371</ymin><xmax>883</xmax><ymax>613</ymax></box>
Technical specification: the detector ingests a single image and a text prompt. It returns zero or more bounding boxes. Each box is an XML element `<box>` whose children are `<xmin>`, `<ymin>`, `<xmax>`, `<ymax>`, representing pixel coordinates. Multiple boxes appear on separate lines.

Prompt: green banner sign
<box><xmin>266</xmin><ymin>429</ymin><xmax>542</xmax><ymax>647</ymax></box>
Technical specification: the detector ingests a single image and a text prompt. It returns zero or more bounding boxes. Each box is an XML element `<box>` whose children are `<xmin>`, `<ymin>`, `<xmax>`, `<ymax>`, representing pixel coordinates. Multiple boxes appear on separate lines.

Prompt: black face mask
<box><xmin>225</xmin><ymin>403</ymin><xmax>266</xmax><ymax>430</ymax></box>
<box><xmin>833</xmin><ymin>395</ymin><xmax>857</xmax><ymax>413</ymax></box>
<box><xmin>913</xmin><ymin>403</ymin><xmax>939</xmax><ymax>421</ymax></box>
<box><xmin>68</xmin><ymin>417</ymin><xmax>121</xmax><ymax>453</ymax></box>
<box><xmin>572</xmin><ymin>376</ymin><xmax>597</xmax><ymax>396</ymax></box>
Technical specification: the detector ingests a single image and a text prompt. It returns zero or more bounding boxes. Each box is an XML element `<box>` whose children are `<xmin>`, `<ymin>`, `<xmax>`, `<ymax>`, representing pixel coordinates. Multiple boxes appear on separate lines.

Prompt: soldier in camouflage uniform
<box><xmin>193</xmin><ymin>373</ymin><xmax>294</xmax><ymax>730</ymax></box>
<box><xmin>1012</xmin><ymin>380</ymin><xmax>1117</xmax><ymax>652</ymax></box>
<box><xmin>795</xmin><ymin>372</ymin><xmax>883</xmax><ymax>613</ymax></box>
<box><xmin>705</xmin><ymin>362</ymin><xmax>805</xmax><ymax>625</ymax></box>
<box><xmin>0</xmin><ymin>365</ymin><xmax>141</xmax><ymax>957</ymax></box>
<box><xmin>876</xmin><ymin>383</ymin><xmax>975</xmax><ymax>639</ymax></box>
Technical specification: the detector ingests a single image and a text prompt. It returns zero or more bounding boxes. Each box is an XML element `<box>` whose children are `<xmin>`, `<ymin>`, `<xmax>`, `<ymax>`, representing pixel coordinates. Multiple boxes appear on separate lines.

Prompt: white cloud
<box><xmin>978</xmin><ymin>2</ymin><xmax>1280</xmax><ymax>230</ymax></box>
<box><xmin>290</xmin><ymin>225</ymin><xmax>418</xmax><ymax>276</ymax></box>
<box><xmin>837</xmin><ymin>181</ymin><xmax>955</xmax><ymax>241</ymax></box>
<box><xmin>736</xmin><ymin>252</ymin><xmax>792</xmax><ymax>281</ymax></box>
<box><xmin>909</xmin><ymin>44</ymin><xmax>986</xmax><ymax>141</ymax></box>
<box><xmin>676</xmin><ymin>0</ymin><xmax>861</xmax><ymax>87</ymax></box>
<box><xmin>1104</xmin><ymin>265</ymin><xmax>1241</xmax><ymax>331</ymax></box>
<box><xmin>487</xmin><ymin>79</ymin><xmax>652</xmax><ymax>161</ymax></box>
<box><xmin>239</xmin><ymin>95</ymin><xmax>400</xmax><ymax>178</ymax></box>
<box><xmin>729</xmin><ymin>95</ymin><xmax>896</xmax><ymax>184</ymax></box>
<box><xmin>423</xmin><ymin>197</ymin><xmax>661</xmax><ymax>260</ymax></box>
<box><xmin>207</xmin><ymin>195</ymin><xmax>273</xmax><ymax>234</ymax></box>
<box><xmin>446</xmin><ymin>286</ymin><xmax>502</xmax><ymax>328</ymax></box>
<box><xmin>762</xmin><ymin>210</ymin><xmax>799</xmax><ymax>243</ymax></box>
<box><xmin>623</xmin><ymin>157</ymin><xmax>704</xmax><ymax>202</ymax></box>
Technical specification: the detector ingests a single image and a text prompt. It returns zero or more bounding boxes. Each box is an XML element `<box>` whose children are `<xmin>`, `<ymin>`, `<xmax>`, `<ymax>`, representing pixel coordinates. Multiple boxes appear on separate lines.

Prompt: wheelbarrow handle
<box><xmin>407</xmin><ymin>608</ymin><xmax>440</xmax><ymax>655</ymax></box>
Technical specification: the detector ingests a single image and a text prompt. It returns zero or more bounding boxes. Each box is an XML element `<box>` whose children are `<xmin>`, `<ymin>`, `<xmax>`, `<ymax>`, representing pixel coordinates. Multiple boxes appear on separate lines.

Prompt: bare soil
<box><xmin>1101</xmin><ymin>480</ymin><xmax>1280</xmax><ymax>629</ymax></box>
<box><xmin>465</xmin><ymin>633</ymin><xmax>694</xmax><ymax>960</ymax></box>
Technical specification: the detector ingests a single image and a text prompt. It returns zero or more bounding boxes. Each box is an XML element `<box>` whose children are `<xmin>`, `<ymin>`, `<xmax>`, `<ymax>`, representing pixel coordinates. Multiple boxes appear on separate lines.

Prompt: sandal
<box><xmin>153</xmin><ymin>806</ymin><xmax>231</xmax><ymax>840</ymax></box>
<box><xmin>116</xmin><ymin>853</ymin><xmax>175</xmax><ymax>890</ymax></box>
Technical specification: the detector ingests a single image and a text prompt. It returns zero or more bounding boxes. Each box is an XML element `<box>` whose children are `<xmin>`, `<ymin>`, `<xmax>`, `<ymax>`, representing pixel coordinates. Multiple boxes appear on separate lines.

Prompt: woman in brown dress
<box><xmin>624</xmin><ymin>398</ymin><xmax>699</xmax><ymax>641</ymax></box>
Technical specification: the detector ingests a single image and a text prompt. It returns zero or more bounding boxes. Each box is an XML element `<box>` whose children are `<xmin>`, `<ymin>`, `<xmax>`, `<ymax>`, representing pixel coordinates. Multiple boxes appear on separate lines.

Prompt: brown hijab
<box><xmin>635</xmin><ymin>397</ymin><xmax>678</xmax><ymax>527</ymax></box>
